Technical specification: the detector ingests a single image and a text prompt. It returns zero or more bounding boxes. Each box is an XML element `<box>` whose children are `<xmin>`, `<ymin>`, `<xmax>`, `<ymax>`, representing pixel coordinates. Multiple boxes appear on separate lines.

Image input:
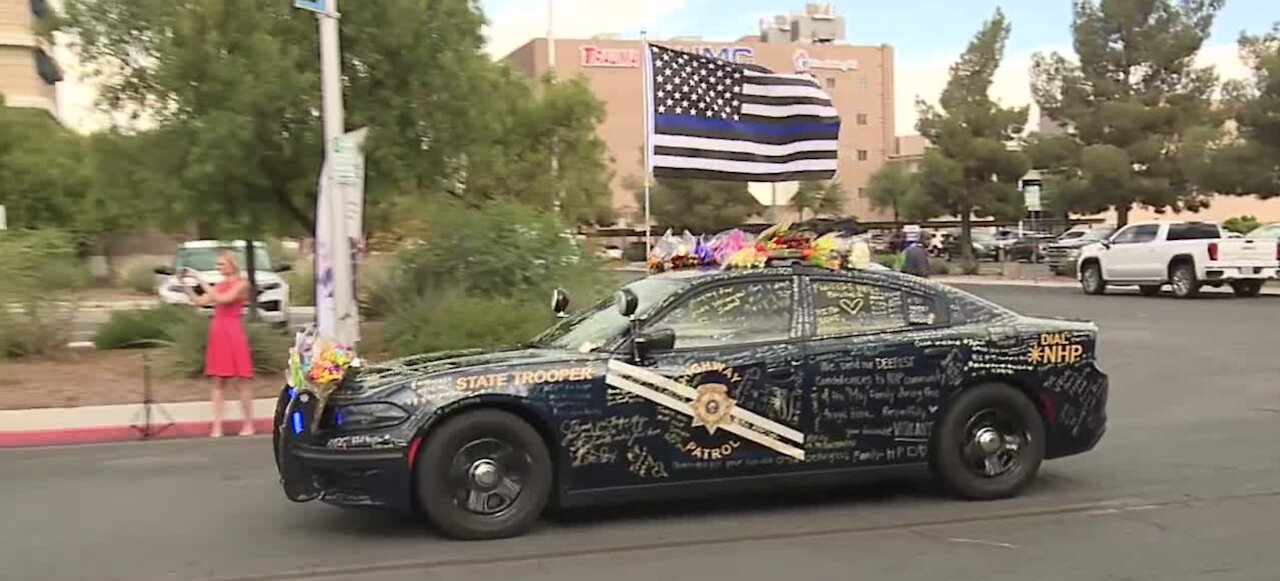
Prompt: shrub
<box><xmin>929</xmin><ymin>258</ymin><xmax>952</xmax><ymax>276</ymax></box>
<box><xmin>371</xmin><ymin>291</ymin><xmax>554</xmax><ymax>358</ymax></box>
<box><xmin>0</xmin><ymin>302</ymin><xmax>76</xmax><ymax>359</ymax></box>
<box><xmin>121</xmin><ymin>263</ymin><xmax>158</xmax><ymax>294</ymax></box>
<box><xmin>93</xmin><ymin>306</ymin><xmax>192</xmax><ymax>350</ymax></box>
<box><xmin>285</xmin><ymin>261</ymin><xmax>315</xmax><ymax>307</ymax></box>
<box><xmin>873</xmin><ymin>252</ymin><xmax>899</xmax><ymax>269</ymax></box>
<box><xmin>0</xmin><ymin>229</ymin><xmax>87</xmax><ymax>297</ymax></box>
<box><xmin>165</xmin><ymin>316</ymin><xmax>291</xmax><ymax>379</ymax></box>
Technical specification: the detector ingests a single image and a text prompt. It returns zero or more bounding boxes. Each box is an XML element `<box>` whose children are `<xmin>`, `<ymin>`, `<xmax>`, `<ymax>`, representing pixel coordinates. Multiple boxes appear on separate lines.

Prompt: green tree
<box><xmin>865</xmin><ymin>162</ymin><xmax>943</xmax><ymax>222</ymax></box>
<box><xmin>0</xmin><ymin>98</ymin><xmax>92</xmax><ymax>230</ymax></box>
<box><xmin>1222</xmin><ymin>215</ymin><xmax>1261</xmax><ymax>234</ymax></box>
<box><xmin>60</xmin><ymin>0</ymin><xmax>615</xmax><ymax>236</ymax></box>
<box><xmin>915</xmin><ymin>9</ymin><xmax>1029</xmax><ymax>263</ymax></box>
<box><xmin>631</xmin><ymin>177</ymin><xmax>763</xmax><ymax>234</ymax></box>
<box><xmin>1185</xmin><ymin>24</ymin><xmax>1280</xmax><ymax>199</ymax></box>
<box><xmin>1030</xmin><ymin>0</ymin><xmax>1225</xmax><ymax>226</ymax></box>
<box><xmin>789</xmin><ymin>180</ymin><xmax>845</xmax><ymax>220</ymax></box>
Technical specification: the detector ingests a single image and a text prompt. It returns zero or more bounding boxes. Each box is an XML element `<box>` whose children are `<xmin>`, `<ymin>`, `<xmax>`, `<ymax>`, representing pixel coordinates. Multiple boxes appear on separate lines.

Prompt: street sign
<box><xmin>330</xmin><ymin>131</ymin><xmax>364</xmax><ymax>186</ymax></box>
<box><xmin>1024</xmin><ymin>184</ymin><xmax>1043</xmax><ymax>212</ymax></box>
<box><xmin>293</xmin><ymin>0</ymin><xmax>328</xmax><ymax>14</ymax></box>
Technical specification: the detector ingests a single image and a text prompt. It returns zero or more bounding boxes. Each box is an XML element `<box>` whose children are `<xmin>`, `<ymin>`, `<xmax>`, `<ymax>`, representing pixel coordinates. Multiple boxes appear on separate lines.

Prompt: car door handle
<box><xmin>923</xmin><ymin>347</ymin><xmax>949</xmax><ymax>359</ymax></box>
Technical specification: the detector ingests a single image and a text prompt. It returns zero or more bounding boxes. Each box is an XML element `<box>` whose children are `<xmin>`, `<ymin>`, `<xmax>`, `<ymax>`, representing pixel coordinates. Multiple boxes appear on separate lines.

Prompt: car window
<box><xmin>533</xmin><ymin>277</ymin><xmax>689</xmax><ymax>352</ymax></box>
<box><xmin>1059</xmin><ymin>231</ymin><xmax>1085</xmax><ymax>241</ymax></box>
<box><xmin>1111</xmin><ymin>224</ymin><xmax>1159</xmax><ymax>244</ymax></box>
<box><xmin>176</xmin><ymin>247</ymin><xmax>272</xmax><ymax>271</ymax></box>
<box><xmin>649</xmin><ymin>279</ymin><xmax>793</xmax><ymax>350</ymax></box>
<box><xmin>1166</xmin><ymin>223</ymin><xmax>1220</xmax><ymax>241</ymax></box>
<box><xmin>1246</xmin><ymin>224</ymin><xmax>1280</xmax><ymax>240</ymax></box>
<box><xmin>810</xmin><ymin>280</ymin><xmax>914</xmax><ymax>336</ymax></box>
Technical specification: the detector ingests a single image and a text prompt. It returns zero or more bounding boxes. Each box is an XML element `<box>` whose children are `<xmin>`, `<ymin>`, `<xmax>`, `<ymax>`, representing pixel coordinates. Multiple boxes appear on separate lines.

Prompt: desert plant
<box><xmin>93</xmin><ymin>306</ymin><xmax>193</xmax><ymax>350</ymax></box>
<box><xmin>370</xmin><ymin>291</ymin><xmax>555</xmax><ymax>358</ymax></box>
<box><xmin>1222</xmin><ymin>215</ymin><xmax>1260</xmax><ymax>235</ymax></box>
<box><xmin>121</xmin><ymin>263</ymin><xmax>158</xmax><ymax>294</ymax></box>
<box><xmin>165</xmin><ymin>316</ymin><xmax>291</xmax><ymax>379</ymax></box>
<box><xmin>0</xmin><ymin>302</ymin><xmax>77</xmax><ymax>359</ymax></box>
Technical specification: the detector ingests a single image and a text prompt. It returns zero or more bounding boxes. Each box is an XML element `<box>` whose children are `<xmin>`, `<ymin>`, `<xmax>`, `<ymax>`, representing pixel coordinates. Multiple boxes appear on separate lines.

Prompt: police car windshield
<box><xmin>532</xmin><ymin>278</ymin><xmax>690</xmax><ymax>352</ymax></box>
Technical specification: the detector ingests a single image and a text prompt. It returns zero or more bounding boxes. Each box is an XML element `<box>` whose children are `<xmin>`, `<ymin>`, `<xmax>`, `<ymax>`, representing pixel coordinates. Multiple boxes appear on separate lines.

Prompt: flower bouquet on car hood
<box><xmin>286</xmin><ymin>326</ymin><xmax>362</xmax><ymax>425</ymax></box>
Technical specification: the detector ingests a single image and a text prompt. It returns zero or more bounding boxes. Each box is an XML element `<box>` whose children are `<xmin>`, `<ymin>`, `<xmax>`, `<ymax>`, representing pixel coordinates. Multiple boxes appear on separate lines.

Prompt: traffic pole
<box><xmin>317</xmin><ymin>0</ymin><xmax>355</xmax><ymax>346</ymax></box>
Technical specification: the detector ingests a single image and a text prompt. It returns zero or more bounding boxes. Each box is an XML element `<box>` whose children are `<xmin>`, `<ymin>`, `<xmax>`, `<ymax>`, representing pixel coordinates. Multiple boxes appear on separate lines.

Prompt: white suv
<box><xmin>154</xmin><ymin>241</ymin><xmax>292</xmax><ymax>325</ymax></box>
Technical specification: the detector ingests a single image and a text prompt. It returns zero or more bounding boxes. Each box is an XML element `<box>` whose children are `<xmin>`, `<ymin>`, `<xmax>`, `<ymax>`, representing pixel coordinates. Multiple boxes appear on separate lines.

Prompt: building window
<box><xmin>856</xmin><ymin>113</ymin><xmax>868</xmax><ymax>125</ymax></box>
<box><xmin>30</xmin><ymin>0</ymin><xmax>50</xmax><ymax>19</ymax></box>
<box><xmin>825</xmin><ymin>77</ymin><xmax>836</xmax><ymax>89</ymax></box>
<box><xmin>856</xmin><ymin>150</ymin><xmax>869</xmax><ymax>161</ymax></box>
<box><xmin>858</xmin><ymin>76</ymin><xmax>869</xmax><ymax>90</ymax></box>
<box><xmin>35</xmin><ymin>49</ymin><xmax>62</xmax><ymax>85</ymax></box>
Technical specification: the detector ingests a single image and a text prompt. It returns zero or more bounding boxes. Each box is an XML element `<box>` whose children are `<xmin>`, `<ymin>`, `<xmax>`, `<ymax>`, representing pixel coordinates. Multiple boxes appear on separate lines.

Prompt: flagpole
<box><xmin>641</xmin><ymin>30</ymin><xmax>652</xmax><ymax>257</ymax></box>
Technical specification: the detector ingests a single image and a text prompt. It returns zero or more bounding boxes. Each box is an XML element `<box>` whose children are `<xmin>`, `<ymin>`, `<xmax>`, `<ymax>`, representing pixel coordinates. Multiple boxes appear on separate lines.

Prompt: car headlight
<box><xmin>332</xmin><ymin>402</ymin><xmax>409</xmax><ymax>431</ymax></box>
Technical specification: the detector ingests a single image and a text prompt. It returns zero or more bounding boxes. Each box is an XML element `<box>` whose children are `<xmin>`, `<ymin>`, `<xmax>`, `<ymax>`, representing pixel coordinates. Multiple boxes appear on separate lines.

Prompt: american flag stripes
<box><xmin>644</xmin><ymin>44</ymin><xmax>842</xmax><ymax>182</ymax></box>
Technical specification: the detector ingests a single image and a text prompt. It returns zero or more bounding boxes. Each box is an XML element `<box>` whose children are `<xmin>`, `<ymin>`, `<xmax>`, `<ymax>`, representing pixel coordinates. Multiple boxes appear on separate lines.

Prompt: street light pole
<box><xmin>316</xmin><ymin>0</ymin><xmax>354</xmax><ymax>345</ymax></box>
<box><xmin>547</xmin><ymin>0</ymin><xmax>563</xmax><ymax>214</ymax></box>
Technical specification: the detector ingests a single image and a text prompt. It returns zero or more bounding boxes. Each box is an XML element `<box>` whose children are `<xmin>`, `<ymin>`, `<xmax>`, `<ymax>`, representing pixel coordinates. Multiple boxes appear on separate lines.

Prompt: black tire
<box><xmin>930</xmin><ymin>383</ymin><xmax>1046</xmax><ymax>501</ymax></box>
<box><xmin>1170</xmin><ymin>262</ymin><xmax>1200</xmax><ymax>299</ymax></box>
<box><xmin>1080</xmin><ymin>261</ymin><xmax>1106</xmax><ymax>295</ymax></box>
<box><xmin>1231</xmin><ymin>281</ymin><xmax>1263</xmax><ymax>298</ymax></box>
<box><xmin>1138</xmin><ymin>285</ymin><xmax>1162</xmax><ymax>297</ymax></box>
<box><xmin>415</xmin><ymin>409</ymin><xmax>552</xmax><ymax>540</ymax></box>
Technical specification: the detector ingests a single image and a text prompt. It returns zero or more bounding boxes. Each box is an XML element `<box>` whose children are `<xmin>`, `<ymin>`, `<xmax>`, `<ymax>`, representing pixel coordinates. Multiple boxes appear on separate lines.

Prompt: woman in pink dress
<box><xmin>182</xmin><ymin>251</ymin><xmax>256</xmax><ymax>437</ymax></box>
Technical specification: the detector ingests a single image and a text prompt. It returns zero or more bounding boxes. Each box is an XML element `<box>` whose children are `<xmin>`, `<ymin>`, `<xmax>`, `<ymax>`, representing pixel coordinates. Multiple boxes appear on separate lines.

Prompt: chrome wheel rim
<box><xmin>1172</xmin><ymin>269</ymin><xmax>1192</xmax><ymax>295</ymax></box>
<box><xmin>449</xmin><ymin>438</ymin><xmax>528</xmax><ymax>516</ymax></box>
<box><xmin>961</xmin><ymin>409</ymin><xmax>1028</xmax><ymax>478</ymax></box>
<box><xmin>1083</xmin><ymin>267</ymin><xmax>1100</xmax><ymax>291</ymax></box>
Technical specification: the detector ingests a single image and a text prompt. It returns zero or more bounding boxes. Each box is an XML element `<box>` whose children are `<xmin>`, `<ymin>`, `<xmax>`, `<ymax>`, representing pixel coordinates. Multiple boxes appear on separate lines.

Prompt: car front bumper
<box><xmin>274</xmin><ymin>389</ymin><xmax>415</xmax><ymax>512</ymax></box>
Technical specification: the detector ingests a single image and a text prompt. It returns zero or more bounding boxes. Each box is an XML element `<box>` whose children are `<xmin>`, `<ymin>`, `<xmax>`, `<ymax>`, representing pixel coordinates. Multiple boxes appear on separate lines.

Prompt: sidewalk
<box><xmin>0</xmin><ymin>398</ymin><xmax>277</xmax><ymax>448</ymax></box>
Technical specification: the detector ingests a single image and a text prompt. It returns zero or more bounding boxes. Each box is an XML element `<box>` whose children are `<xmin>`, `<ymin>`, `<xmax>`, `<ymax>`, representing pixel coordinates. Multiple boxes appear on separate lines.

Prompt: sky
<box><xmin>56</xmin><ymin>1</ymin><xmax>1276</xmax><ymax>134</ymax></box>
<box><xmin>480</xmin><ymin>0</ymin><xmax>1275</xmax><ymax>134</ymax></box>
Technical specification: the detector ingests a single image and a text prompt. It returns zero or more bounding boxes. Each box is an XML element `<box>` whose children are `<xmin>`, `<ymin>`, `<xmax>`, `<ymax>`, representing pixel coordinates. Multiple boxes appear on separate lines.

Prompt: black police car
<box><xmin>275</xmin><ymin>265</ymin><xmax>1108</xmax><ymax>540</ymax></box>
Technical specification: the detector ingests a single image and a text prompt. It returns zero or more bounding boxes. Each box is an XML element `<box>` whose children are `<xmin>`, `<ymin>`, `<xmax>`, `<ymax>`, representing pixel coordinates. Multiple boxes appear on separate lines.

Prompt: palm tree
<box><xmin>789</xmin><ymin>180</ymin><xmax>846</xmax><ymax>220</ymax></box>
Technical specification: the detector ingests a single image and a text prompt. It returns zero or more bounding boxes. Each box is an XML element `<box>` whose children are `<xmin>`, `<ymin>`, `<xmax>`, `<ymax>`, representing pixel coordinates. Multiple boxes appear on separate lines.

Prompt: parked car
<box><xmin>943</xmin><ymin>230</ymin><xmax>999</xmax><ymax>261</ymax></box>
<box><xmin>275</xmin><ymin>263</ymin><xmax>1109</xmax><ymax>540</ymax></box>
<box><xmin>1043</xmin><ymin>226</ymin><xmax>1117</xmax><ymax>275</ymax></box>
<box><xmin>154</xmin><ymin>240</ymin><xmax>292</xmax><ymax>325</ymax></box>
<box><xmin>1077</xmin><ymin>221</ymin><xmax>1280</xmax><ymax>298</ymax></box>
<box><xmin>1246</xmin><ymin>222</ymin><xmax>1280</xmax><ymax>241</ymax></box>
<box><xmin>1005</xmin><ymin>233</ymin><xmax>1056</xmax><ymax>262</ymax></box>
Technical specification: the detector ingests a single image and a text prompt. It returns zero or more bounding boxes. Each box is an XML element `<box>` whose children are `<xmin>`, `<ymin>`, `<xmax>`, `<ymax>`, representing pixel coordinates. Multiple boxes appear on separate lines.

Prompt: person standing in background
<box><xmin>182</xmin><ymin>251</ymin><xmax>256</xmax><ymax>437</ymax></box>
<box><xmin>899</xmin><ymin>233</ymin><xmax>933</xmax><ymax>278</ymax></box>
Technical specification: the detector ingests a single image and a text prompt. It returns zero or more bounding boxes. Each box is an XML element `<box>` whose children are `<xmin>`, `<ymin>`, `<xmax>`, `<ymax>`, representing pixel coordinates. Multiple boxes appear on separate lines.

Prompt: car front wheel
<box><xmin>930</xmin><ymin>383</ymin><xmax>1046</xmax><ymax>500</ymax></box>
<box><xmin>415</xmin><ymin>409</ymin><xmax>552</xmax><ymax>540</ymax></box>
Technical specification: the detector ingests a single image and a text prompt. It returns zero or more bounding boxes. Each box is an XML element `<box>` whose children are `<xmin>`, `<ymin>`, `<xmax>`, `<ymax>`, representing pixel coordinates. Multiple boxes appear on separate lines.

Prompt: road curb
<box><xmin>0</xmin><ymin>417</ymin><xmax>275</xmax><ymax>448</ymax></box>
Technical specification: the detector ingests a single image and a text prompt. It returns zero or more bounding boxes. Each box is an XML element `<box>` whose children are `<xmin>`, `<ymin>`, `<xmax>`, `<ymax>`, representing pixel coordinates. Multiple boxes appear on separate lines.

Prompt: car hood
<box><xmin>169</xmin><ymin>271</ymin><xmax>285</xmax><ymax>285</ymax></box>
<box><xmin>343</xmin><ymin>346</ymin><xmax>598</xmax><ymax>398</ymax></box>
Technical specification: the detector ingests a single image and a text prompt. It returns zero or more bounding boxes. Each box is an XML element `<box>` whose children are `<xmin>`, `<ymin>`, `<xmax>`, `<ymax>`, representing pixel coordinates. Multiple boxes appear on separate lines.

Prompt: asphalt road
<box><xmin>8</xmin><ymin>285</ymin><xmax>1280</xmax><ymax>581</ymax></box>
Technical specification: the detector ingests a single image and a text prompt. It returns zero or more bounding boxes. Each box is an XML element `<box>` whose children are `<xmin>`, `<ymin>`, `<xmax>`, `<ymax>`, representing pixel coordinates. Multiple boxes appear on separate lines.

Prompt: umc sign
<box><xmin>580</xmin><ymin>45</ymin><xmax>755</xmax><ymax>68</ymax></box>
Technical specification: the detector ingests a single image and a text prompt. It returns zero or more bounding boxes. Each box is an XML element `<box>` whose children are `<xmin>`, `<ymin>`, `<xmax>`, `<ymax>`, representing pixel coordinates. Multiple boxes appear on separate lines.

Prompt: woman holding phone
<box><xmin>182</xmin><ymin>251</ymin><xmax>256</xmax><ymax>437</ymax></box>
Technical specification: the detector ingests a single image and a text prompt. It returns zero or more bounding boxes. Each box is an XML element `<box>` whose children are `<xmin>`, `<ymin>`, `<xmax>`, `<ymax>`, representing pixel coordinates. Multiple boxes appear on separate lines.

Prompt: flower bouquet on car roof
<box><xmin>286</xmin><ymin>325</ymin><xmax>362</xmax><ymax>425</ymax></box>
<box><xmin>648</xmin><ymin>229</ymin><xmax>710</xmax><ymax>273</ymax></box>
<box><xmin>724</xmin><ymin>220</ymin><xmax>846</xmax><ymax>270</ymax></box>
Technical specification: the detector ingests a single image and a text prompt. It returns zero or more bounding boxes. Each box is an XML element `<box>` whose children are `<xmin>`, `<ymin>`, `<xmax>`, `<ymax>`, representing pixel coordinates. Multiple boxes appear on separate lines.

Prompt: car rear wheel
<box><xmin>1170</xmin><ymin>263</ymin><xmax>1200</xmax><ymax>299</ymax></box>
<box><xmin>1138</xmin><ymin>285</ymin><xmax>1162</xmax><ymax>297</ymax></box>
<box><xmin>930</xmin><ymin>383</ymin><xmax>1045</xmax><ymax>500</ymax></box>
<box><xmin>415</xmin><ymin>409</ymin><xmax>552</xmax><ymax>540</ymax></box>
<box><xmin>1081</xmin><ymin>262</ymin><xmax>1106</xmax><ymax>295</ymax></box>
<box><xmin>1231</xmin><ymin>280</ymin><xmax>1263</xmax><ymax>298</ymax></box>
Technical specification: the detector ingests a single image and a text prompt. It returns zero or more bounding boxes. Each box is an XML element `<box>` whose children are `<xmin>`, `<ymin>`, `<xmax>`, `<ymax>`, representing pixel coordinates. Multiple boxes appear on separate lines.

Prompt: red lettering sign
<box><xmin>580</xmin><ymin>45</ymin><xmax>639</xmax><ymax>68</ymax></box>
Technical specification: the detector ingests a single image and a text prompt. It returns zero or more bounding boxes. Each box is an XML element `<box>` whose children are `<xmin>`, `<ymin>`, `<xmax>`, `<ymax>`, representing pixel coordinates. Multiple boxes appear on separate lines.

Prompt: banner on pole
<box><xmin>315</xmin><ymin>127</ymin><xmax>368</xmax><ymax>343</ymax></box>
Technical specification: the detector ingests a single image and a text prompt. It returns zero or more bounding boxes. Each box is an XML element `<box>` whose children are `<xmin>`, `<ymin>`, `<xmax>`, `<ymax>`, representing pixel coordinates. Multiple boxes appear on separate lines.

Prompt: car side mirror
<box><xmin>635</xmin><ymin>328</ymin><xmax>676</xmax><ymax>356</ymax></box>
<box><xmin>615</xmin><ymin>288</ymin><xmax>639</xmax><ymax>319</ymax></box>
<box><xmin>551</xmin><ymin>288</ymin><xmax>570</xmax><ymax>317</ymax></box>
<box><xmin>154</xmin><ymin>266</ymin><xmax>175</xmax><ymax>276</ymax></box>
<box><xmin>274</xmin><ymin>262</ymin><xmax>293</xmax><ymax>273</ymax></box>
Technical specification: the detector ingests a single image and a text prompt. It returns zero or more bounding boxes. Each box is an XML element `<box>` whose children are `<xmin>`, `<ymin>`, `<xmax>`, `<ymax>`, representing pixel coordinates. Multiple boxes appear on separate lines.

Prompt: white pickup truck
<box><xmin>1077</xmin><ymin>221</ymin><xmax>1279</xmax><ymax>298</ymax></box>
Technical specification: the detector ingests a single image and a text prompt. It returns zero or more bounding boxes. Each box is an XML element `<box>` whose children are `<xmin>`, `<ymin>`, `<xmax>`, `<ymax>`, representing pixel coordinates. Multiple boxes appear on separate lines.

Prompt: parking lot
<box><xmin>3</xmin><ymin>285</ymin><xmax>1279</xmax><ymax>580</ymax></box>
